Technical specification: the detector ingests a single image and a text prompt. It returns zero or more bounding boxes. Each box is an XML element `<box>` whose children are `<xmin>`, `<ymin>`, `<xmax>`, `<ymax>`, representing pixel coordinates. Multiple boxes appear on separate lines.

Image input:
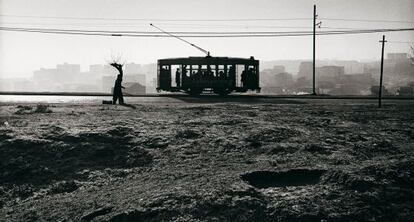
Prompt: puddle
<box><xmin>241</xmin><ymin>169</ymin><xmax>326</xmax><ymax>188</ymax></box>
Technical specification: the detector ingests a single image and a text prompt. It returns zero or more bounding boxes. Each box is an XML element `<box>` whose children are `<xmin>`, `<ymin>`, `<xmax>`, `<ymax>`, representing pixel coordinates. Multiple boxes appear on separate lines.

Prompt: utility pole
<box><xmin>312</xmin><ymin>4</ymin><xmax>317</xmax><ymax>95</ymax></box>
<box><xmin>378</xmin><ymin>35</ymin><xmax>387</xmax><ymax>108</ymax></box>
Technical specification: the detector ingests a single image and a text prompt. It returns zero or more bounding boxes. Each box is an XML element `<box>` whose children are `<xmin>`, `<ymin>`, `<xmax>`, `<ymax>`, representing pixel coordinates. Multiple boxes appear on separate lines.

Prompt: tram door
<box><xmin>159</xmin><ymin>65</ymin><xmax>171</xmax><ymax>90</ymax></box>
<box><xmin>236</xmin><ymin>65</ymin><xmax>245</xmax><ymax>87</ymax></box>
<box><xmin>171</xmin><ymin>65</ymin><xmax>181</xmax><ymax>88</ymax></box>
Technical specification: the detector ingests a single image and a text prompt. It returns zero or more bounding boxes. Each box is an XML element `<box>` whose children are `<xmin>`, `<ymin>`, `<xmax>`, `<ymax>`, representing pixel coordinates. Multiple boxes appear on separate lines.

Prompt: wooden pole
<box><xmin>312</xmin><ymin>4</ymin><xmax>316</xmax><ymax>95</ymax></box>
<box><xmin>379</xmin><ymin>35</ymin><xmax>387</xmax><ymax>108</ymax></box>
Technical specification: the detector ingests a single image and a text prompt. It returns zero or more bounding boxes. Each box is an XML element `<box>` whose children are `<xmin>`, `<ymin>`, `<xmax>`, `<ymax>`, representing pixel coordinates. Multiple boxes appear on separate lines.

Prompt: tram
<box><xmin>151</xmin><ymin>24</ymin><xmax>260</xmax><ymax>95</ymax></box>
<box><xmin>157</xmin><ymin>56</ymin><xmax>260</xmax><ymax>95</ymax></box>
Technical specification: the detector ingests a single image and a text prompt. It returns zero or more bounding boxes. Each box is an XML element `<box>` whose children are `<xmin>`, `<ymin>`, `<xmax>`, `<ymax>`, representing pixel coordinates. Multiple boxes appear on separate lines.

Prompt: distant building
<box><xmin>274</xmin><ymin>72</ymin><xmax>294</xmax><ymax>87</ymax></box>
<box><xmin>123</xmin><ymin>74</ymin><xmax>146</xmax><ymax>86</ymax></box>
<box><xmin>341</xmin><ymin>73</ymin><xmax>374</xmax><ymax>85</ymax></box>
<box><xmin>146</xmin><ymin>77</ymin><xmax>158</xmax><ymax>93</ymax></box>
<box><xmin>123</xmin><ymin>82</ymin><xmax>146</xmax><ymax>95</ymax></box>
<box><xmin>0</xmin><ymin>79</ymin><xmax>14</xmax><ymax>91</ymax></box>
<box><xmin>329</xmin><ymin>73</ymin><xmax>375</xmax><ymax>95</ymax></box>
<box><xmin>316</xmin><ymin>66</ymin><xmax>344</xmax><ymax>81</ymax></box>
<box><xmin>387</xmin><ymin>53</ymin><xmax>408</xmax><ymax>60</ymax></box>
<box><xmin>102</xmin><ymin>74</ymin><xmax>146</xmax><ymax>93</ymax></box>
<box><xmin>102</xmin><ymin>76</ymin><xmax>116</xmax><ymax>93</ymax></box>
<box><xmin>56</xmin><ymin>63</ymin><xmax>81</xmax><ymax>83</ymax></box>
<box><xmin>89</xmin><ymin>64</ymin><xmax>104</xmax><ymax>74</ymax></box>
<box><xmin>371</xmin><ymin>86</ymin><xmax>390</xmax><ymax>96</ymax></box>
<box><xmin>260</xmin><ymin>71</ymin><xmax>293</xmax><ymax>94</ymax></box>
<box><xmin>399</xmin><ymin>86</ymin><xmax>414</xmax><ymax>96</ymax></box>
<box><xmin>124</xmin><ymin>63</ymin><xmax>142</xmax><ymax>75</ymax></box>
<box><xmin>90</xmin><ymin>64</ymin><xmax>117</xmax><ymax>76</ymax></box>
<box><xmin>260</xmin><ymin>65</ymin><xmax>286</xmax><ymax>87</ymax></box>
<box><xmin>272</xmin><ymin>65</ymin><xmax>285</xmax><ymax>74</ymax></box>
<box><xmin>33</xmin><ymin>63</ymin><xmax>81</xmax><ymax>85</ymax></box>
<box><xmin>33</xmin><ymin>68</ymin><xmax>58</xmax><ymax>82</ymax></box>
<box><xmin>313</xmin><ymin>66</ymin><xmax>344</xmax><ymax>93</ymax></box>
<box><xmin>331</xmin><ymin>60</ymin><xmax>364</xmax><ymax>74</ymax></box>
<box><xmin>33</xmin><ymin>68</ymin><xmax>61</xmax><ymax>91</ymax></box>
<box><xmin>11</xmin><ymin>79</ymin><xmax>34</xmax><ymax>91</ymax></box>
<box><xmin>297</xmin><ymin>62</ymin><xmax>312</xmax><ymax>79</ymax></box>
<box><xmin>294</xmin><ymin>76</ymin><xmax>311</xmax><ymax>88</ymax></box>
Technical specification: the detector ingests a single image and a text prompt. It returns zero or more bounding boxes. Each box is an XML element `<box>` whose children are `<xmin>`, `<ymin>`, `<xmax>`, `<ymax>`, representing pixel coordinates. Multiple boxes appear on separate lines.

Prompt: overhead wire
<box><xmin>319</xmin><ymin>17</ymin><xmax>414</xmax><ymax>24</ymax></box>
<box><xmin>3</xmin><ymin>22</ymin><xmax>395</xmax><ymax>31</ymax></box>
<box><xmin>1</xmin><ymin>13</ymin><xmax>413</xmax><ymax>39</ymax></box>
<box><xmin>1</xmin><ymin>14</ymin><xmax>414</xmax><ymax>24</ymax></box>
<box><xmin>0</xmin><ymin>22</ymin><xmax>317</xmax><ymax>30</ymax></box>
<box><xmin>1</xmin><ymin>26</ymin><xmax>413</xmax><ymax>37</ymax></box>
<box><xmin>2</xmin><ymin>14</ymin><xmax>414</xmax><ymax>32</ymax></box>
<box><xmin>0</xmin><ymin>14</ymin><xmax>312</xmax><ymax>22</ymax></box>
<box><xmin>388</xmin><ymin>41</ymin><xmax>414</xmax><ymax>44</ymax></box>
<box><xmin>0</xmin><ymin>26</ymin><xmax>315</xmax><ymax>34</ymax></box>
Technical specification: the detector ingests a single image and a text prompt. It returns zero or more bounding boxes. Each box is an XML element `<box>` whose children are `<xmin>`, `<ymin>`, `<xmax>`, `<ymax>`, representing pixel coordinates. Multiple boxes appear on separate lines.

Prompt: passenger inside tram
<box><xmin>241</xmin><ymin>70</ymin><xmax>247</xmax><ymax>87</ymax></box>
<box><xmin>175</xmin><ymin>68</ymin><xmax>181</xmax><ymax>87</ymax></box>
<box><xmin>218</xmin><ymin>71</ymin><xmax>225</xmax><ymax>79</ymax></box>
<box><xmin>228</xmin><ymin>66</ymin><xmax>236</xmax><ymax>87</ymax></box>
<box><xmin>160</xmin><ymin>66</ymin><xmax>171</xmax><ymax>88</ymax></box>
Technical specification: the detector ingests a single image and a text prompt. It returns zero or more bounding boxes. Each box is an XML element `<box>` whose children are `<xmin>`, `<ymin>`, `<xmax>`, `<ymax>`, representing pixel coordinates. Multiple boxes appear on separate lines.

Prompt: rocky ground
<box><xmin>0</xmin><ymin>99</ymin><xmax>413</xmax><ymax>221</ymax></box>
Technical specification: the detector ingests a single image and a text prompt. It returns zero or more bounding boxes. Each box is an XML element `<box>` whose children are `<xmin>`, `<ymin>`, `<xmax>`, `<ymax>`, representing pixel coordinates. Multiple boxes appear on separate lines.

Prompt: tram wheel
<box><xmin>188</xmin><ymin>88</ymin><xmax>203</xmax><ymax>95</ymax></box>
<box><xmin>214</xmin><ymin>88</ymin><xmax>230</xmax><ymax>96</ymax></box>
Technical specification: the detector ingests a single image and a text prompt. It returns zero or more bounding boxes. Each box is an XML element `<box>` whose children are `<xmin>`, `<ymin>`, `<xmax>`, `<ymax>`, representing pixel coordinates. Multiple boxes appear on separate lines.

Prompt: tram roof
<box><xmin>157</xmin><ymin>56</ymin><xmax>259</xmax><ymax>66</ymax></box>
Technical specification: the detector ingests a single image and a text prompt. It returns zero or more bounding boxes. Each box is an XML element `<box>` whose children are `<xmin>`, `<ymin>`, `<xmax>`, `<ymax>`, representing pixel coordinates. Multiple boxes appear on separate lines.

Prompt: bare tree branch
<box><xmin>108</xmin><ymin>53</ymin><xmax>126</xmax><ymax>76</ymax></box>
<box><xmin>110</xmin><ymin>52</ymin><xmax>126</xmax><ymax>65</ymax></box>
<box><xmin>110</xmin><ymin>62</ymin><xmax>124</xmax><ymax>76</ymax></box>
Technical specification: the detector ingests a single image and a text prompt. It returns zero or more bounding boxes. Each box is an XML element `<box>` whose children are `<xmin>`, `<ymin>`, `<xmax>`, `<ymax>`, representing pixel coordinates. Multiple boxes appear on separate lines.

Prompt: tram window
<box><xmin>225</xmin><ymin>65</ymin><xmax>231</xmax><ymax>74</ymax></box>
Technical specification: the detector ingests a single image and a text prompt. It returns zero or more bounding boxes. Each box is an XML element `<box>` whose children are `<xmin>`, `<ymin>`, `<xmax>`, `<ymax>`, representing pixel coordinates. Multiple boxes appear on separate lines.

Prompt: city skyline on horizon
<box><xmin>4</xmin><ymin>52</ymin><xmax>411</xmax><ymax>78</ymax></box>
<box><xmin>1</xmin><ymin>39</ymin><xmax>412</xmax><ymax>78</ymax></box>
<box><xmin>0</xmin><ymin>50</ymin><xmax>411</xmax><ymax>96</ymax></box>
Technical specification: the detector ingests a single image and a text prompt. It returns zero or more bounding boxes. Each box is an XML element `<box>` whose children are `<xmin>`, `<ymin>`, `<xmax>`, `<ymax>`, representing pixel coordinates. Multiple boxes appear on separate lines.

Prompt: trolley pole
<box><xmin>312</xmin><ymin>4</ymin><xmax>317</xmax><ymax>95</ymax></box>
<box><xmin>378</xmin><ymin>35</ymin><xmax>387</xmax><ymax>108</ymax></box>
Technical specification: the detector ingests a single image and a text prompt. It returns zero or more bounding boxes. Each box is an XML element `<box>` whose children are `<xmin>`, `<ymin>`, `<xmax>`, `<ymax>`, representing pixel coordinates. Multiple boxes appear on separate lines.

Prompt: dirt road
<box><xmin>0</xmin><ymin>100</ymin><xmax>413</xmax><ymax>221</ymax></box>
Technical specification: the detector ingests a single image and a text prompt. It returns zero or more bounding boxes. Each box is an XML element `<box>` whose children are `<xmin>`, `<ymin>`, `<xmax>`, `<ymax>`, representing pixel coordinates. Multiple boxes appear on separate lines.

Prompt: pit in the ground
<box><xmin>241</xmin><ymin>169</ymin><xmax>326</xmax><ymax>188</ymax></box>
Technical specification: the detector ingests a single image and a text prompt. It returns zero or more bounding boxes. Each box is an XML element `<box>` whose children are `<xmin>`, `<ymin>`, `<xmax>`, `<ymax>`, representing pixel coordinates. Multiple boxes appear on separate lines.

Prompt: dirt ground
<box><xmin>0</xmin><ymin>99</ymin><xmax>413</xmax><ymax>221</ymax></box>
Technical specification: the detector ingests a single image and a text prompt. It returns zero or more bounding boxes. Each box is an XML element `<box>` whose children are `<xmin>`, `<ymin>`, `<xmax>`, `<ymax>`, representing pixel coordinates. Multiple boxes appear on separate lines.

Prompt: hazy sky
<box><xmin>0</xmin><ymin>0</ymin><xmax>413</xmax><ymax>77</ymax></box>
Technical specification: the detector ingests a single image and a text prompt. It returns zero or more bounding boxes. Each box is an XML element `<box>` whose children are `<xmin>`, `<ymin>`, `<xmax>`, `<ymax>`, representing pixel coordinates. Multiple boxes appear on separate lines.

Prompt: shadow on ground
<box><xmin>172</xmin><ymin>95</ymin><xmax>307</xmax><ymax>104</ymax></box>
